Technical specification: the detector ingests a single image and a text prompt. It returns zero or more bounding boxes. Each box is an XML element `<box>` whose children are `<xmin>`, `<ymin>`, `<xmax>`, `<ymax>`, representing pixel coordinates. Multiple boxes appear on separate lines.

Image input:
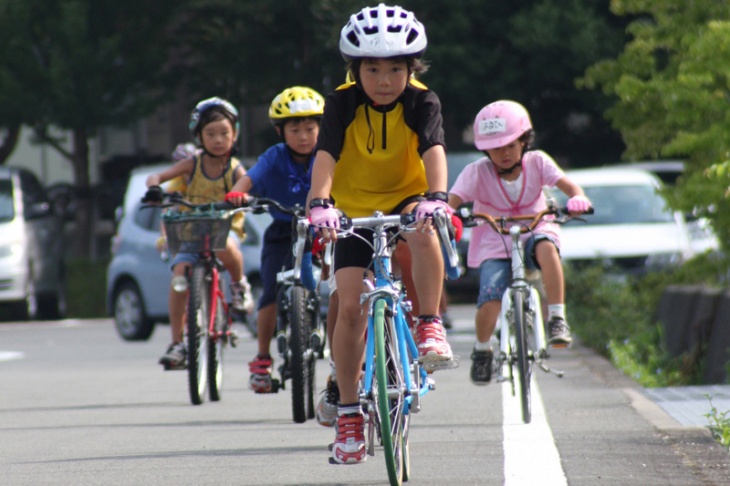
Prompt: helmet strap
<box><xmin>496</xmin><ymin>160</ymin><xmax>523</xmax><ymax>175</ymax></box>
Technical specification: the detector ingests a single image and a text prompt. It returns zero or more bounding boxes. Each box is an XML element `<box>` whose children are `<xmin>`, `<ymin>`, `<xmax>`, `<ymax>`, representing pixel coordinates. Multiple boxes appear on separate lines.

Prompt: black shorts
<box><xmin>334</xmin><ymin>195</ymin><xmax>424</xmax><ymax>271</ymax></box>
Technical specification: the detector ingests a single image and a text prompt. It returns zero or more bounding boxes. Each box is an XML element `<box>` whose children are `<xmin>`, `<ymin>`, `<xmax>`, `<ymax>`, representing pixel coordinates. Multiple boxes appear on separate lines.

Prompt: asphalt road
<box><xmin>1</xmin><ymin>305</ymin><xmax>729</xmax><ymax>485</ymax></box>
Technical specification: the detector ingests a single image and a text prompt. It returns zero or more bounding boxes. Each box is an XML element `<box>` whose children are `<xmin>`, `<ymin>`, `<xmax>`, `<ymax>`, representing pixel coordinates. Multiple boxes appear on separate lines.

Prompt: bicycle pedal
<box><xmin>162</xmin><ymin>362</ymin><xmax>186</xmax><ymax>371</ymax></box>
<box><xmin>422</xmin><ymin>356</ymin><xmax>460</xmax><ymax>373</ymax></box>
<box><xmin>229</xmin><ymin>331</ymin><xmax>240</xmax><ymax>348</ymax></box>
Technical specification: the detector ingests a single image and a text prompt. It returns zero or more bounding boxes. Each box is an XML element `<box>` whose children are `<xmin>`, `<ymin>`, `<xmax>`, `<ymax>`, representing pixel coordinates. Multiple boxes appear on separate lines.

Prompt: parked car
<box><xmin>605</xmin><ymin>160</ymin><xmax>719</xmax><ymax>254</ymax></box>
<box><xmin>0</xmin><ymin>167</ymin><xmax>66</xmax><ymax>320</ymax></box>
<box><xmin>106</xmin><ymin>164</ymin><xmax>270</xmax><ymax>341</ymax></box>
<box><xmin>546</xmin><ymin>167</ymin><xmax>703</xmax><ymax>276</ymax></box>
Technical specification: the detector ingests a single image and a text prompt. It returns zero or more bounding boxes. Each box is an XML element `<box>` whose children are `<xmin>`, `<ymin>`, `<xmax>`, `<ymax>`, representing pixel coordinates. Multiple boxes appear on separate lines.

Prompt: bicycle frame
<box><xmin>358</xmin><ymin>215</ymin><xmax>429</xmax><ymax>419</ymax></box>
<box><xmin>495</xmin><ymin>225</ymin><xmax>548</xmax><ymax>372</ymax></box>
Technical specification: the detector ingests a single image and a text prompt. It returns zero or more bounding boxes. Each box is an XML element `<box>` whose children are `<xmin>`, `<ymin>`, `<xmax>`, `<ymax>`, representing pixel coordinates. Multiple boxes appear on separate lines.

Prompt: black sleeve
<box><xmin>404</xmin><ymin>87</ymin><xmax>446</xmax><ymax>155</ymax></box>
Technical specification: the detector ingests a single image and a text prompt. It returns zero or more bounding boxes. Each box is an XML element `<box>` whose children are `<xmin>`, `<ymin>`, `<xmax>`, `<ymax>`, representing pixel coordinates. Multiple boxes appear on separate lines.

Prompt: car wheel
<box><xmin>11</xmin><ymin>276</ymin><xmax>39</xmax><ymax>321</ymax></box>
<box><xmin>113</xmin><ymin>280</ymin><xmax>155</xmax><ymax>341</ymax></box>
<box><xmin>38</xmin><ymin>266</ymin><xmax>67</xmax><ymax>320</ymax></box>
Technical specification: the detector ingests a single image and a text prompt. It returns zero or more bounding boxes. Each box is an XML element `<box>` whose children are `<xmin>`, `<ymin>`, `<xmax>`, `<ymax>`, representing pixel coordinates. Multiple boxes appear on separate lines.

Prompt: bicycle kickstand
<box><xmin>537</xmin><ymin>359</ymin><xmax>564</xmax><ymax>378</ymax></box>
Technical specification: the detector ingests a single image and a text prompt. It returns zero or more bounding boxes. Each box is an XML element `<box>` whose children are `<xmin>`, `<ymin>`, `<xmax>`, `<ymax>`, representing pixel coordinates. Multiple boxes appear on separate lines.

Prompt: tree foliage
<box><xmin>580</xmin><ymin>0</ymin><xmax>730</xmax><ymax>251</ymax></box>
<box><xmin>0</xmin><ymin>0</ymin><xmax>190</xmax><ymax>256</ymax></box>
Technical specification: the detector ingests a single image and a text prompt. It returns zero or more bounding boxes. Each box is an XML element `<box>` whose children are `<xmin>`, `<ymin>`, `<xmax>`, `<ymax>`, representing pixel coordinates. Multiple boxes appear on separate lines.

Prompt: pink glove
<box><xmin>415</xmin><ymin>199</ymin><xmax>453</xmax><ymax>221</ymax></box>
<box><xmin>567</xmin><ymin>195</ymin><xmax>591</xmax><ymax>213</ymax></box>
<box><xmin>310</xmin><ymin>206</ymin><xmax>340</xmax><ymax>229</ymax></box>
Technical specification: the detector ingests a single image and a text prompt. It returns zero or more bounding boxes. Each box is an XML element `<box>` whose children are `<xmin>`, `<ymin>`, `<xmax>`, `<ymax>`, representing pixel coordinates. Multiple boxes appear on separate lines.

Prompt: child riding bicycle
<box><xmin>448</xmin><ymin>100</ymin><xmax>591</xmax><ymax>386</ymax></box>
<box><xmin>143</xmin><ymin>97</ymin><xmax>254</xmax><ymax>369</ymax></box>
<box><xmin>224</xmin><ymin>86</ymin><xmax>325</xmax><ymax>395</ymax></box>
<box><xmin>307</xmin><ymin>3</ymin><xmax>455</xmax><ymax>465</ymax></box>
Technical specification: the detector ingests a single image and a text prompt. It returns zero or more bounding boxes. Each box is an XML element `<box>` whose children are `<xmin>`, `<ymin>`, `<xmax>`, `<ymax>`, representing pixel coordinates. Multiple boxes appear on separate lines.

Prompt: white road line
<box><xmin>0</xmin><ymin>351</ymin><xmax>24</xmax><ymax>362</ymax></box>
<box><xmin>502</xmin><ymin>371</ymin><xmax>567</xmax><ymax>485</ymax></box>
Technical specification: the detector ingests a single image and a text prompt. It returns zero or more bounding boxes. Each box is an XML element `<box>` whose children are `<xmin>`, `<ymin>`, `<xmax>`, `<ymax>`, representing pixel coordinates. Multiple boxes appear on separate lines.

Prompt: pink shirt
<box><xmin>450</xmin><ymin>150</ymin><xmax>565</xmax><ymax>267</ymax></box>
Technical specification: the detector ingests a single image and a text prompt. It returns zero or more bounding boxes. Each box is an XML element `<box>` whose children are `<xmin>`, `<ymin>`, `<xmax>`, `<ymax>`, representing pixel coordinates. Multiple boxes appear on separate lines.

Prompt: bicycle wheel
<box><xmin>186</xmin><ymin>264</ymin><xmax>209</xmax><ymax>406</ymax></box>
<box><xmin>208</xmin><ymin>291</ymin><xmax>226</xmax><ymax>402</ymax></box>
<box><xmin>289</xmin><ymin>285</ymin><xmax>313</xmax><ymax>423</ymax></box>
<box><xmin>374</xmin><ymin>299</ymin><xmax>406</xmax><ymax>486</ymax></box>
<box><xmin>306</xmin><ymin>290</ymin><xmax>319</xmax><ymax>420</ymax></box>
<box><xmin>513</xmin><ymin>288</ymin><xmax>532</xmax><ymax>423</ymax></box>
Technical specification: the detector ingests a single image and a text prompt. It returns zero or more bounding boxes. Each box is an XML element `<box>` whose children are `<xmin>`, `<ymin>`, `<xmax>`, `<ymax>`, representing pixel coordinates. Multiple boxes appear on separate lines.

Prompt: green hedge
<box><xmin>66</xmin><ymin>258</ymin><xmax>110</xmax><ymax>318</ymax></box>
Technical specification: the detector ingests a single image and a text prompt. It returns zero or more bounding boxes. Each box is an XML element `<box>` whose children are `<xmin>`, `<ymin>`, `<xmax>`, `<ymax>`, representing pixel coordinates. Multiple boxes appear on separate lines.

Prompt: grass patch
<box><xmin>66</xmin><ymin>258</ymin><xmax>110</xmax><ymax>318</ymax></box>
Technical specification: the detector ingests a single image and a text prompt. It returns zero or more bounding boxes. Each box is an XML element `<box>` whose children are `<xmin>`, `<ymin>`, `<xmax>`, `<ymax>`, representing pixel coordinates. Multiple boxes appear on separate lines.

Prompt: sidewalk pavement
<box><xmin>642</xmin><ymin>385</ymin><xmax>730</xmax><ymax>428</ymax></box>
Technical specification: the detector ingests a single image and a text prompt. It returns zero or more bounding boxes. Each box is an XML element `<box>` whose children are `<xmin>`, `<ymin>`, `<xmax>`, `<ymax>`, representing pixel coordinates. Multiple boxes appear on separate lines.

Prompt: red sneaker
<box><xmin>331</xmin><ymin>414</ymin><xmax>366</xmax><ymax>464</ymax></box>
<box><xmin>416</xmin><ymin>316</ymin><xmax>453</xmax><ymax>362</ymax></box>
<box><xmin>248</xmin><ymin>355</ymin><xmax>273</xmax><ymax>393</ymax></box>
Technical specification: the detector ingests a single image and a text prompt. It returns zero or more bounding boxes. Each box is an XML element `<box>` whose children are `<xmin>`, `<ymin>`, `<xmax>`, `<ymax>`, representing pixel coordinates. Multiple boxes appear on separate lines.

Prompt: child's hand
<box><xmin>567</xmin><ymin>195</ymin><xmax>591</xmax><ymax>214</ymax></box>
<box><xmin>224</xmin><ymin>191</ymin><xmax>248</xmax><ymax>207</ymax></box>
<box><xmin>415</xmin><ymin>199</ymin><xmax>452</xmax><ymax>221</ymax></box>
<box><xmin>142</xmin><ymin>185</ymin><xmax>164</xmax><ymax>203</ymax></box>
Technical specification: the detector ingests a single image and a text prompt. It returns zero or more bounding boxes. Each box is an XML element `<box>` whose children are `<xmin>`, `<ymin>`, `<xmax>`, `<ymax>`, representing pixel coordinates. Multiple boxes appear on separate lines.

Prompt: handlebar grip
<box><xmin>300</xmin><ymin>252</ymin><xmax>317</xmax><ymax>291</ymax></box>
<box><xmin>433</xmin><ymin>209</ymin><xmax>461</xmax><ymax>280</ymax></box>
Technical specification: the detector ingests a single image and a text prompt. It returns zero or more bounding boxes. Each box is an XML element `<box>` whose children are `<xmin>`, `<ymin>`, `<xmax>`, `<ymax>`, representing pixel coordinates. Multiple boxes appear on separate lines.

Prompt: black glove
<box><xmin>142</xmin><ymin>185</ymin><xmax>164</xmax><ymax>203</ymax></box>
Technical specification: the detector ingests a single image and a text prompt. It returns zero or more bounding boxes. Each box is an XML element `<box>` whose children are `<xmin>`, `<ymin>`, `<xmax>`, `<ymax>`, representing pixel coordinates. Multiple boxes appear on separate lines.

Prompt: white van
<box><xmin>547</xmin><ymin>167</ymin><xmax>698</xmax><ymax>276</ymax></box>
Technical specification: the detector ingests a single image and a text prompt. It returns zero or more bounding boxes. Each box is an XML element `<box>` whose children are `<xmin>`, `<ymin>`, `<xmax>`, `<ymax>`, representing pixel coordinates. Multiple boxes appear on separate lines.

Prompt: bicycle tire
<box><xmin>374</xmin><ymin>299</ymin><xmax>406</xmax><ymax>486</ymax></box>
<box><xmin>513</xmin><ymin>288</ymin><xmax>532</xmax><ymax>423</ymax></box>
<box><xmin>208</xmin><ymin>290</ymin><xmax>226</xmax><ymax>402</ymax></box>
<box><xmin>187</xmin><ymin>264</ymin><xmax>209</xmax><ymax>406</ymax></box>
<box><xmin>289</xmin><ymin>285</ymin><xmax>311</xmax><ymax>423</ymax></box>
<box><xmin>306</xmin><ymin>290</ymin><xmax>319</xmax><ymax>420</ymax></box>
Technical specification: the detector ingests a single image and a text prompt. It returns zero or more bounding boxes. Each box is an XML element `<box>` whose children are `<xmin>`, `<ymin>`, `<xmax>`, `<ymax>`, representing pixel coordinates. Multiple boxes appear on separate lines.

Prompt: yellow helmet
<box><xmin>268</xmin><ymin>86</ymin><xmax>325</xmax><ymax>124</ymax></box>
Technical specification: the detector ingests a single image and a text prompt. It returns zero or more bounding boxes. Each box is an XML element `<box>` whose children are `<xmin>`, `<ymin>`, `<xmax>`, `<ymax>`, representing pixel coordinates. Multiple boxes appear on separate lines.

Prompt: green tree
<box><xmin>580</xmin><ymin>0</ymin><xmax>730</xmax><ymax>251</ymax></box>
<box><xmin>0</xmin><ymin>0</ymin><xmax>188</xmax><ymax>257</ymax></box>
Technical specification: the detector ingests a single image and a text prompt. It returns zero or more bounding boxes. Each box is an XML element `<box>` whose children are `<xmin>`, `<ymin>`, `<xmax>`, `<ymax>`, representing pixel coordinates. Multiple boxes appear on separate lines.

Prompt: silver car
<box><xmin>0</xmin><ymin>167</ymin><xmax>66</xmax><ymax>320</ymax></box>
<box><xmin>106</xmin><ymin>164</ymin><xmax>269</xmax><ymax>341</ymax></box>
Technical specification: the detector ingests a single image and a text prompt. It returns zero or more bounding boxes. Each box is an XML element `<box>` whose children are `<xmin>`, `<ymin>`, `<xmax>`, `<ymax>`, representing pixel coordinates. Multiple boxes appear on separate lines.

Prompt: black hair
<box><xmin>195</xmin><ymin>105</ymin><xmax>237</xmax><ymax>137</ymax></box>
<box><xmin>346</xmin><ymin>56</ymin><xmax>429</xmax><ymax>85</ymax></box>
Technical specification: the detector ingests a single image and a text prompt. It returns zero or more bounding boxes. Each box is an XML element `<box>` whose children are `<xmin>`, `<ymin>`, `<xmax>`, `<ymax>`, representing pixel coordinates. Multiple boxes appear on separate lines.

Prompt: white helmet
<box><xmin>339</xmin><ymin>4</ymin><xmax>427</xmax><ymax>60</ymax></box>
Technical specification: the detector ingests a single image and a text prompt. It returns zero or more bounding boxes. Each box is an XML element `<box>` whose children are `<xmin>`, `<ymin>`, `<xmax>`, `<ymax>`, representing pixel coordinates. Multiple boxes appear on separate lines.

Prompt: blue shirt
<box><xmin>247</xmin><ymin>143</ymin><xmax>312</xmax><ymax>222</ymax></box>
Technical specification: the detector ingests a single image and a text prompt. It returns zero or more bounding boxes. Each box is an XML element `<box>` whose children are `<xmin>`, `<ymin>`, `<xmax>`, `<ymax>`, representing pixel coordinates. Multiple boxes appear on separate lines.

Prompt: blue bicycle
<box><xmin>317</xmin><ymin>208</ymin><xmax>459</xmax><ymax>486</ymax></box>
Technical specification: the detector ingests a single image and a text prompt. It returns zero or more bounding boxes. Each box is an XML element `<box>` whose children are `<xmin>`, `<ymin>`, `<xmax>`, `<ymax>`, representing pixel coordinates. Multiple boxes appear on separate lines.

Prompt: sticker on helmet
<box><xmin>478</xmin><ymin>118</ymin><xmax>507</xmax><ymax>135</ymax></box>
<box><xmin>289</xmin><ymin>99</ymin><xmax>319</xmax><ymax>114</ymax></box>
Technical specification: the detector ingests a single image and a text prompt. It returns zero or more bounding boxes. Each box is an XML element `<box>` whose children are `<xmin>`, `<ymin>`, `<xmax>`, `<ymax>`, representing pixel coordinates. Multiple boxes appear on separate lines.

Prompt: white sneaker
<box><xmin>316</xmin><ymin>377</ymin><xmax>339</xmax><ymax>427</ymax></box>
<box><xmin>231</xmin><ymin>278</ymin><xmax>254</xmax><ymax>314</ymax></box>
<box><xmin>159</xmin><ymin>342</ymin><xmax>186</xmax><ymax>369</ymax></box>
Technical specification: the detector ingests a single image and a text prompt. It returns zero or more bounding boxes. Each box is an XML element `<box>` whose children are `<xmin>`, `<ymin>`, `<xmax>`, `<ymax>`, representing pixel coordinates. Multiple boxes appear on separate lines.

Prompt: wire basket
<box><xmin>163</xmin><ymin>214</ymin><xmax>231</xmax><ymax>254</ymax></box>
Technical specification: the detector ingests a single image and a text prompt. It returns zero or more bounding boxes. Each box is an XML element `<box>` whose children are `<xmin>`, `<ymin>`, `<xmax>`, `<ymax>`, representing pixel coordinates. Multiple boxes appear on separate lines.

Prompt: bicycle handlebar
<box><xmin>145</xmin><ymin>192</ymin><xmax>318</xmax><ymax>290</ymax></box>
<box><xmin>313</xmin><ymin>208</ymin><xmax>461</xmax><ymax>280</ymax></box>
<box><xmin>455</xmin><ymin>203</ymin><xmax>594</xmax><ymax>235</ymax></box>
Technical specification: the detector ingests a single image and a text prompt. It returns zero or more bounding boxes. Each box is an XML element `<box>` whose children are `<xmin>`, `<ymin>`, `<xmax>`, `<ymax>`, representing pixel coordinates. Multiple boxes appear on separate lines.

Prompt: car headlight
<box><xmin>0</xmin><ymin>242</ymin><xmax>24</xmax><ymax>260</ymax></box>
<box><xmin>645</xmin><ymin>252</ymin><xmax>683</xmax><ymax>268</ymax></box>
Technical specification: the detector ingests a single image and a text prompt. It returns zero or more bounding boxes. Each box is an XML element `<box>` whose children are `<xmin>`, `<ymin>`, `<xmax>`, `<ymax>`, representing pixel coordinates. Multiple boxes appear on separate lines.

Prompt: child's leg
<box><xmin>534</xmin><ymin>240</ymin><xmax>564</xmax><ymax>306</ymax></box>
<box><xmin>168</xmin><ymin>263</ymin><xmax>188</xmax><ymax>343</ymax></box>
<box><xmin>332</xmin><ymin>267</ymin><xmax>369</xmax><ymax>405</ymax></box>
<box><xmin>475</xmin><ymin>300</ymin><xmax>500</xmax><ymax>344</ymax></box>
<box><xmin>402</xmin><ymin>229</ymin><xmax>442</xmax><ymax>316</ymax></box>
<box><xmin>217</xmin><ymin>237</ymin><xmax>243</xmax><ymax>282</ymax></box>
<box><xmin>533</xmin><ymin>239</ymin><xmax>572</xmax><ymax>345</ymax></box>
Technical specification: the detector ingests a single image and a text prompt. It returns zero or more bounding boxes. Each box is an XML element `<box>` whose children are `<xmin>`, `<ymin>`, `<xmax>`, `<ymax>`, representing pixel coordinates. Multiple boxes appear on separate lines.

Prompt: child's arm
<box><xmin>308</xmin><ymin>151</ymin><xmax>338</xmax><ymax>240</ymax></box>
<box><xmin>145</xmin><ymin>158</ymin><xmax>194</xmax><ymax>188</ymax></box>
<box><xmin>555</xmin><ymin>176</ymin><xmax>591</xmax><ymax>213</ymax></box>
<box><xmin>422</xmin><ymin>144</ymin><xmax>448</xmax><ymax>194</ymax></box>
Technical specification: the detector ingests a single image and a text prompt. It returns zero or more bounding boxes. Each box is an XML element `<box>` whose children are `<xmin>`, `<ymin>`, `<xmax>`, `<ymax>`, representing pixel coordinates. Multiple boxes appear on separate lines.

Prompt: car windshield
<box><xmin>548</xmin><ymin>184</ymin><xmax>675</xmax><ymax>225</ymax></box>
<box><xmin>0</xmin><ymin>180</ymin><xmax>14</xmax><ymax>222</ymax></box>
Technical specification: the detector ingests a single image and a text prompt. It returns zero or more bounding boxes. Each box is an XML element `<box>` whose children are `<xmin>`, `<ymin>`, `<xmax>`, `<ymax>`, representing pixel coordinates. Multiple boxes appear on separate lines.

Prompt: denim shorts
<box><xmin>476</xmin><ymin>234</ymin><xmax>556</xmax><ymax>307</ymax></box>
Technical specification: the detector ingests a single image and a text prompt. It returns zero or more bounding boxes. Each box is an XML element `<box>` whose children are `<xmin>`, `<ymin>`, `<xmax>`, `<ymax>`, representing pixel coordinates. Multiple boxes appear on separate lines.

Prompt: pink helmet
<box><xmin>473</xmin><ymin>100</ymin><xmax>532</xmax><ymax>150</ymax></box>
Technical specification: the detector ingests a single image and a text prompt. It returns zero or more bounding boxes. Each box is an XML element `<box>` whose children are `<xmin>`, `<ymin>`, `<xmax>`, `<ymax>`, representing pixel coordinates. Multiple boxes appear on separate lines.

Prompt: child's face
<box><xmin>281</xmin><ymin>118</ymin><xmax>320</xmax><ymax>158</ymax></box>
<box><xmin>359</xmin><ymin>58</ymin><xmax>409</xmax><ymax>106</ymax></box>
<box><xmin>200</xmin><ymin>118</ymin><xmax>237</xmax><ymax>156</ymax></box>
<box><xmin>486</xmin><ymin>140</ymin><xmax>524</xmax><ymax>172</ymax></box>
